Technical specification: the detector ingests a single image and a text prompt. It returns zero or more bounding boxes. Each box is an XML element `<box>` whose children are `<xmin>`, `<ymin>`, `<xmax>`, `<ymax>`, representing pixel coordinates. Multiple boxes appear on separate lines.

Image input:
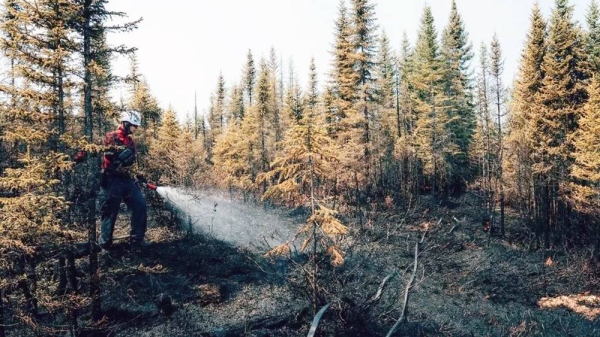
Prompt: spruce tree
<box><xmin>243</xmin><ymin>49</ymin><xmax>256</xmax><ymax>106</ymax></box>
<box><xmin>350</xmin><ymin>0</ymin><xmax>378</xmax><ymax>190</ymax></box>
<box><xmin>394</xmin><ymin>32</ymin><xmax>419</xmax><ymax>200</ymax></box>
<box><xmin>374</xmin><ymin>30</ymin><xmax>397</xmax><ymax>195</ymax></box>
<box><xmin>268</xmin><ymin>47</ymin><xmax>283</xmax><ymax>143</ymax></box>
<box><xmin>377</xmin><ymin>30</ymin><xmax>395</xmax><ymax>109</ymax></box>
<box><xmin>228</xmin><ymin>83</ymin><xmax>245</xmax><ymax>124</ymax></box>
<box><xmin>571</xmin><ymin>75</ymin><xmax>600</xmax><ymax>209</ymax></box>
<box><xmin>130</xmin><ymin>79</ymin><xmax>162</xmax><ymax>155</ymax></box>
<box><xmin>207</xmin><ymin>73</ymin><xmax>226</xmax><ymax>152</ymax></box>
<box><xmin>330</xmin><ymin>0</ymin><xmax>358</xmax><ymax>128</ymax></box>
<box><xmin>506</xmin><ymin>3</ymin><xmax>546</xmax><ymax>230</ymax></box>
<box><xmin>412</xmin><ymin>5</ymin><xmax>454</xmax><ymax>194</ymax></box>
<box><xmin>285</xmin><ymin>59</ymin><xmax>304</xmax><ymax>124</ymax></box>
<box><xmin>306</xmin><ymin>57</ymin><xmax>319</xmax><ymax>109</ymax></box>
<box><xmin>255</xmin><ymin>58</ymin><xmax>274</xmax><ymax>192</ymax></box>
<box><xmin>440</xmin><ymin>0</ymin><xmax>475</xmax><ymax>189</ymax></box>
<box><xmin>586</xmin><ymin>0</ymin><xmax>600</xmax><ymax>72</ymax></box>
<box><xmin>535</xmin><ymin>0</ymin><xmax>589</xmax><ymax>246</ymax></box>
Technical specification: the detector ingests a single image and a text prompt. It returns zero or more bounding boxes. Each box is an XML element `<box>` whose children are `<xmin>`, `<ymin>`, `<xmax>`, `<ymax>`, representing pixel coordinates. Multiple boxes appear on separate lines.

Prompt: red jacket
<box><xmin>102</xmin><ymin>125</ymin><xmax>137</xmax><ymax>172</ymax></box>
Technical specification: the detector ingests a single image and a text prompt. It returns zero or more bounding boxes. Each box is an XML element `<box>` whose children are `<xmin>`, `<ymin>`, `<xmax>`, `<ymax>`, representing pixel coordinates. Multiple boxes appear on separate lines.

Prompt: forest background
<box><xmin>1</xmin><ymin>0</ymin><xmax>600</xmax><ymax>335</ymax></box>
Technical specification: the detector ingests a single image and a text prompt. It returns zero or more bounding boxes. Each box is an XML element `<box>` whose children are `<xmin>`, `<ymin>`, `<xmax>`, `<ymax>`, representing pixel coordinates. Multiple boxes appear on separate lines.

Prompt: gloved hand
<box><xmin>73</xmin><ymin>150</ymin><xmax>87</xmax><ymax>163</ymax></box>
<box><xmin>116</xmin><ymin>147</ymin><xmax>135</xmax><ymax>167</ymax></box>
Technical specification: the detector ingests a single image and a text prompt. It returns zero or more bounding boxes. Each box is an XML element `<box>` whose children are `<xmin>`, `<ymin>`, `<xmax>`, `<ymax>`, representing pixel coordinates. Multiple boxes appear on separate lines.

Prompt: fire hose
<box><xmin>144</xmin><ymin>182</ymin><xmax>158</xmax><ymax>190</ymax></box>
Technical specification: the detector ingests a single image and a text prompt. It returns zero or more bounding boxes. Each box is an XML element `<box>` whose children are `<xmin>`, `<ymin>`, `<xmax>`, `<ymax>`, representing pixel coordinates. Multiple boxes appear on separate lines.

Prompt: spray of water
<box><xmin>156</xmin><ymin>187</ymin><xmax>298</xmax><ymax>251</ymax></box>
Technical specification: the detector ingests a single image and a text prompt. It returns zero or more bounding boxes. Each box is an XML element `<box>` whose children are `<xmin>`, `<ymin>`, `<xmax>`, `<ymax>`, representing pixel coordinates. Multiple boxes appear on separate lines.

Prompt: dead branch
<box><xmin>307</xmin><ymin>303</ymin><xmax>330</xmax><ymax>337</ymax></box>
<box><xmin>367</xmin><ymin>270</ymin><xmax>396</xmax><ymax>304</ymax></box>
<box><xmin>448</xmin><ymin>216</ymin><xmax>461</xmax><ymax>234</ymax></box>
<box><xmin>386</xmin><ymin>241</ymin><xmax>419</xmax><ymax>337</ymax></box>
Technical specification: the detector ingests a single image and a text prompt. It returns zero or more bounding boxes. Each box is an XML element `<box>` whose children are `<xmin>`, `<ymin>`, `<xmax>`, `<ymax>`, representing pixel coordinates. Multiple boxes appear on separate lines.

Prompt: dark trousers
<box><xmin>97</xmin><ymin>175</ymin><xmax>147</xmax><ymax>247</ymax></box>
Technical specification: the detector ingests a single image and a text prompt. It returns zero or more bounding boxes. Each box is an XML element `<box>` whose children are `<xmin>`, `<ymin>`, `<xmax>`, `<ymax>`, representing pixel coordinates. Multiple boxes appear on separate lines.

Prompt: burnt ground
<box><xmin>94</xmin><ymin>193</ymin><xmax>600</xmax><ymax>337</ymax></box>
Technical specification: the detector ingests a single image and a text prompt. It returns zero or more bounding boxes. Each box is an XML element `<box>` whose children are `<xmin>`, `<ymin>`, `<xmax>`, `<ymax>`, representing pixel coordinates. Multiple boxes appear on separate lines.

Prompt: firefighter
<box><xmin>96</xmin><ymin>111</ymin><xmax>147</xmax><ymax>250</ymax></box>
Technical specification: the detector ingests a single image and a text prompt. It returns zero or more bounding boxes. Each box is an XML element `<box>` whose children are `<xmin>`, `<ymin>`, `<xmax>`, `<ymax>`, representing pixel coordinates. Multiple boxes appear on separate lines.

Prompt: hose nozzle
<box><xmin>146</xmin><ymin>183</ymin><xmax>157</xmax><ymax>190</ymax></box>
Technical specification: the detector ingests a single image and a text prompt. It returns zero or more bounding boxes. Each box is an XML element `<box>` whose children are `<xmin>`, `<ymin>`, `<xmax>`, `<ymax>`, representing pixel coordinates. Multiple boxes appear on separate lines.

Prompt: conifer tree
<box><xmin>261</xmin><ymin>78</ymin><xmax>345</xmax><ymax>312</ymax></box>
<box><xmin>571</xmin><ymin>75</ymin><xmax>600</xmax><ymax>210</ymax></box>
<box><xmin>178</xmin><ymin>121</ymin><xmax>207</xmax><ymax>187</ymax></box>
<box><xmin>130</xmin><ymin>79</ymin><xmax>162</xmax><ymax>155</ymax></box>
<box><xmin>212</xmin><ymin>73</ymin><xmax>226</xmax><ymax>133</ymax></box>
<box><xmin>127</xmin><ymin>52</ymin><xmax>141</xmax><ymax>94</ymax></box>
<box><xmin>213</xmin><ymin>117</ymin><xmax>258</xmax><ymax>195</ymax></box>
<box><xmin>506</xmin><ymin>3</ymin><xmax>546</xmax><ymax>228</ymax></box>
<box><xmin>375</xmin><ymin>30</ymin><xmax>398</xmax><ymax>194</ymax></box>
<box><xmin>0</xmin><ymin>0</ymin><xmax>79</xmax><ymax>150</ymax></box>
<box><xmin>148</xmin><ymin>107</ymin><xmax>182</xmax><ymax>185</ymax></box>
<box><xmin>534</xmin><ymin>0</ymin><xmax>589</xmax><ymax>246</ymax></box>
<box><xmin>330</xmin><ymin>0</ymin><xmax>358</xmax><ymax>130</ymax></box>
<box><xmin>285</xmin><ymin>60</ymin><xmax>304</xmax><ymax>124</ymax></box>
<box><xmin>377</xmin><ymin>30</ymin><xmax>395</xmax><ymax>109</ymax></box>
<box><xmin>490</xmin><ymin>33</ymin><xmax>507</xmax><ymax>235</ymax></box>
<box><xmin>586</xmin><ymin>0</ymin><xmax>600</xmax><ymax>72</ymax></box>
<box><xmin>351</xmin><ymin>0</ymin><xmax>378</xmax><ymax>93</ymax></box>
<box><xmin>257</xmin><ymin>58</ymin><xmax>273</xmax><ymax>157</ymax></box>
<box><xmin>207</xmin><ymin>73</ymin><xmax>226</xmax><ymax>160</ymax></box>
<box><xmin>228</xmin><ymin>83</ymin><xmax>245</xmax><ymax>125</ymax></box>
<box><xmin>193</xmin><ymin>91</ymin><xmax>200</xmax><ymax>139</ymax></box>
<box><xmin>412</xmin><ymin>5</ymin><xmax>454</xmax><ymax>194</ymax></box>
<box><xmin>440</xmin><ymin>0</ymin><xmax>475</xmax><ymax>188</ymax></box>
<box><xmin>78</xmin><ymin>0</ymin><xmax>140</xmax><ymax>321</ymax></box>
<box><xmin>268</xmin><ymin>47</ymin><xmax>283</xmax><ymax>143</ymax></box>
<box><xmin>306</xmin><ymin>57</ymin><xmax>319</xmax><ymax>110</ymax></box>
<box><xmin>89</xmin><ymin>28</ymin><xmax>116</xmax><ymax>136</ymax></box>
<box><xmin>243</xmin><ymin>49</ymin><xmax>256</xmax><ymax>106</ymax></box>
<box><xmin>471</xmin><ymin>43</ymin><xmax>495</xmax><ymax>219</ymax></box>
<box><xmin>350</xmin><ymin>0</ymin><xmax>378</xmax><ymax>189</ymax></box>
<box><xmin>394</xmin><ymin>32</ymin><xmax>419</xmax><ymax>200</ymax></box>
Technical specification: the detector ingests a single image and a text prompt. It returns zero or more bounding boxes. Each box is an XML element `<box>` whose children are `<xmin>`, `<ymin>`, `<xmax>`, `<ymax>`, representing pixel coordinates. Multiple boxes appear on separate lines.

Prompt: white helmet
<box><xmin>120</xmin><ymin>111</ymin><xmax>141</xmax><ymax>126</ymax></box>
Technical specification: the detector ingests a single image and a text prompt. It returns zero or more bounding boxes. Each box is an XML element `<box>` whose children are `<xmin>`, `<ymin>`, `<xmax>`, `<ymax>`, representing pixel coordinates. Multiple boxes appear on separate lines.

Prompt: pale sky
<box><xmin>105</xmin><ymin>0</ymin><xmax>589</xmax><ymax>122</ymax></box>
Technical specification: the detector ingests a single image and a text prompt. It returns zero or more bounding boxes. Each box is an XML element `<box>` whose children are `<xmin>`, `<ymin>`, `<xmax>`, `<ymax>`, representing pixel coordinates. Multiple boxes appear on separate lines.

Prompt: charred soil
<box><xmin>97</xmin><ymin>193</ymin><xmax>600</xmax><ymax>337</ymax></box>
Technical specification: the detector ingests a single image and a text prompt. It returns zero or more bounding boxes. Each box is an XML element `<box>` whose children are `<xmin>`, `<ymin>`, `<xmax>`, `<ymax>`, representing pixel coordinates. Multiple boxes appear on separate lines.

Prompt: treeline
<box><xmin>197</xmin><ymin>0</ymin><xmax>600</xmax><ymax>250</ymax></box>
<box><xmin>0</xmin><ymin>0</ymin><xmax>600</xmax><ymax>334</ymax></box>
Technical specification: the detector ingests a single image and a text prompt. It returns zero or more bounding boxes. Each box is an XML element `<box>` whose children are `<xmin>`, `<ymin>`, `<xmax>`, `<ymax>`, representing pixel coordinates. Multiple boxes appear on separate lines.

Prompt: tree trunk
<box><xmin>500</xmin><ymin>190</ymin><xmax>505</xmax><ymax>237</ymax></box>
<box><xmin>0</xmin><ymin>288</ymin><xmax>5</xmax><ymax>337</ymax></box>
<box><xmin>83</xmin><ymin>0</ymin><xmax>101</xmax><ymax>321</ymax></box>
<box><xmin>57</xmin><ymin>256</ymin><xmax>67</xmax><ymax>295</ymax></box>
